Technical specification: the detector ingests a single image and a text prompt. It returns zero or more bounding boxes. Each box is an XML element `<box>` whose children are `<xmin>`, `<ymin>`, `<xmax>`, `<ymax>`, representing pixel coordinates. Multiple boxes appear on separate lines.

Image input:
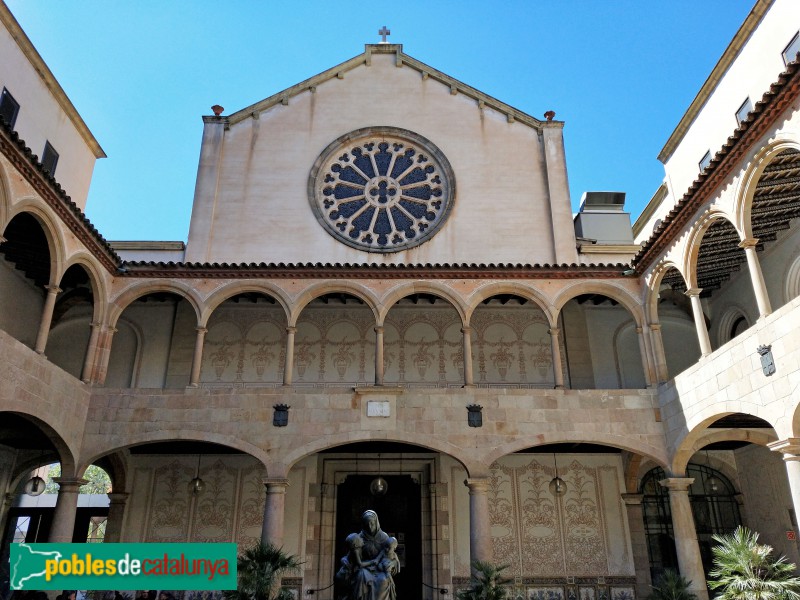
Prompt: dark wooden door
<box><xmin>335</xmin><ymin>475</ymin><xmax>422</xmax><ymax>600</ymax></box>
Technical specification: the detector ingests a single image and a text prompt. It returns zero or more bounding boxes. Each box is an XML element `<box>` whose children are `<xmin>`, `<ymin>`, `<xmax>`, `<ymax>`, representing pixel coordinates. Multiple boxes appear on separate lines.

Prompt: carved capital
<box><xmin>684</xmin><ymin>288</ymin><xmax>702</xmax><ymax>298</ymax></box>
<box><xmin>738</xmin><ymin>237</ymin><xmax>759</xmax><ymax>249</ymax></box>
<box><xmin>621</xmin><ymin>493</ymin><xmax>644</xmax><ymax>506</ymax></box>
<box><xmin>658</xmin><ymin>477</ymin><xmax>694</xmax><ymax>493</ymax></box>
<box><xmin>769</xmin><ymin>438</ymin><xmax>800</xmax><ymax>460</ymax></box>
<box><xmin>548</xmin><ymin>327</ymin><xmax>560</xmax><ymax>336</ymax></box>
<box><xmin>464</xmin><ymin>478</ymin><xmax>490</xmax><ymax>494</ymax></box>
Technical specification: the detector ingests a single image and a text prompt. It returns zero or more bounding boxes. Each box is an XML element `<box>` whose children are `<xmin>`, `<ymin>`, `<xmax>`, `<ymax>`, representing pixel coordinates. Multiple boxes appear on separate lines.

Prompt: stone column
<box><xmin>659</xmin><ymin>478</ymin><xmax>708</xmax><ymax>600</ymax></box>
<box><xmin>622</xmin><ymin>493</ymin><xmax>652</xmax><ymax>599</ymax></box>
<box><xmin>649</xmin><ymin>323</ymin><xmax>670</xmax><ymax>382</ymax></box>
<box><xmin>549</xmin><ymin>327</ymin><xmax>565</xmax><ymax>388</ymax></box>
<box><xmin>81</xmin><ymin>321</ymin><xmax>102</xmax><ymax>383</ymax></box>
<box><xmin>189</xmin><ymin>327</ymin><xmax>208</xmax><ymax>387</ymax></box>
<box><xmin>461</xmin><ymin>327</ymin><xmax>474</xmax><ymax>387</ymax></box>
<box><xmin>104</xmin><ymin>492</ymin><xmax>129</xmax><ymax>543</ymax></box>
<box><xmin>48</xmin><ymin>477</ymin><xmax>88</xmax><ymax>542</ymax></box>
<box><xmin>0</xmin><ymin>492</ymin><xmax>15</xmax><ymax>544</ymax></box>
<box><xmin>465</xmin><ymin>478</ymin><xmax>492</xmax><ymax>565</ymax></box>
<box><xmin>261</xmin><ymin>478</ymin><xmax>290</xmax><ymax>547</ymax></box>
<box><xmin>635</xmin><ymin>327</ymin><xmax>654</xmax><ymax>386</ymax></box>
<box><xmin>93</xmin><ymin>325</ymin><xmax>118</xmax><ymax>386</ymax></box>
<box><xmin>34</xmin><ymin>285</ymin><xmax>61</xmax><ymax>354</ymax></box>
<box><xmin>374</xmin><ymin>326</ymin><xmax>384</xmax><ymax>386</ymax></box>
<box><xmin>684</xmin><ymin>288</ymin><xmax>712</xmax><ymax>357</ymax></box>
<box><xmin>283</xmin><ymin>326</ymin><xmax>296</xmax><ymax>386</ymax></box>
<box><xmin>739</xmin><ymin>238</ymin><xmax>772</xmax><ymax>318</ymax></box>
<box><xmin>768</xmin><ymin>438</ymin><xmax>800</xmax><ymax>524</ymax></box>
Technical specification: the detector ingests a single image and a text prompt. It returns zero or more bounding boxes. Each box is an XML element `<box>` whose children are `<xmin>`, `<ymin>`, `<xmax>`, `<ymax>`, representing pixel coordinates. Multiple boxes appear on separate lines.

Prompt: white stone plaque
<box><xmin>366</xmin><ymin>400</ymin><xmax>390</xmax><ymax>417</ymax></box>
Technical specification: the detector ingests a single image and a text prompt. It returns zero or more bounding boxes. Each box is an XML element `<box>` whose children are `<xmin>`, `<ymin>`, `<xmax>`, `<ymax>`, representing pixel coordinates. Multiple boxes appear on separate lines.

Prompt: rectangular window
<box><xmin>784</xmin><ymin>31</ymin><xmax>800</xmax><ymax>65</ymax></box>
<box><xmin>699</xmin><ymin>150</ymin><xmax>712</xmax><ymax>173</ymax></box>
<box><xmin>735</xmin><ymin>97</ymin><xmax>753</xmax><ymax>126</ymax></box>
<box><xmin>0</xmin><ymin>87</ymin><xmax>20</xmax><ymax>129</ymax></box>
<box><xmin>41</xmin><ymin>141</ymin><xmax>58</xmax><ymax>175</ymax></box>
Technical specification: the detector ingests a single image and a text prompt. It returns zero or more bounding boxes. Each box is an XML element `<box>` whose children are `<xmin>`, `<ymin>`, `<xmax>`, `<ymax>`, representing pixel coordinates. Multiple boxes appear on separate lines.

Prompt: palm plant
<box><xmin>224</xmin><ymin>542</ymin><xmax>302</xmax><ymax>600</ymax></box>
<box><xmin>708</xmin><ymin>526</ymin><xmax>800</xmax><ymax>600</ymax></box>
<box><xmin>458</xmin><ymin>561</ymin><xmax>511</xmax><ymax>600</ymax></box>
<box><xmin>647</xmin><ymin>569</ymin><xmax>697</xmax><ymax>600</ymax></box>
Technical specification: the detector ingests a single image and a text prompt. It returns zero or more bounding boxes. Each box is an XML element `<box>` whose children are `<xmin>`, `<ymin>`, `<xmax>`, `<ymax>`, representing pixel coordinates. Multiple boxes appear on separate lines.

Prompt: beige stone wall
<box><xmin>185</xmin><ymin>53</ymin><xmax>572</xmax><ymax>265</ymax></box>
<box><xmin>0</xmin><ymin>258</ymin><xmax>43</xmax><ymax>349</ymax></box>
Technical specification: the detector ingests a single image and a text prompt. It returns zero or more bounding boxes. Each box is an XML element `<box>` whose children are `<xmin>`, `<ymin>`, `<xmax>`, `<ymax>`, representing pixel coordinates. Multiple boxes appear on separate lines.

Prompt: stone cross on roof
<box><xmin>378</xmin><ymin>26</ymin><xmax>391</xmax><ymax>43</ymax></box>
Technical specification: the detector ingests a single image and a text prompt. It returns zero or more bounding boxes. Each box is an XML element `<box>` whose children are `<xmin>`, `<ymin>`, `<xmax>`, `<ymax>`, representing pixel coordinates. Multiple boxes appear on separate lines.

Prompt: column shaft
<box><xmin>48</xmin><ymin>478</ymin><xmax>88</xmax><ymax>542</ymax></box>
<box><xmin>465</xmin><ymin>478</ymin><xmax>492</xmax><ymax>565</ymax></box>
<box><xmin>189</xmin><ymin>327</ymin><xmax>208</xmax><ymax>387</ymax></box>
<box><xmin>104</xmin><ymin>492</ymin><xmax>130</xmax><ymax>543</ymax></box>
<box><xmin>462</xmin><ymin>327</ymin><xmax>474</xmax><ymax>387</ymax></box>
<box><xmin>769</xmin><ymin>439</ymin><xmax>800</xmax><ymax>527</ymax></box>
<box><xmin>374</xmin><ymin>326</ymin><xmax>385</xmax><ymax>386</ymax></box>
<box><xmin>261</xmin><ymin>478</ymin><xmax>290</xmax><ymax>547</ymax></box>
<box><xmin>93</xmin><ymin>326</ymin><xmax>117</xmax><ymax>386</ymax></box>
<box><xmin>283</xmin><ymin>326</ymin><xmax>296</xmax><ymax>386</ymax></box>
<box><xmin>649</xmin><ymin>324</ymin><xmax>669</xmax><ymax>382</ymax></box>
<box><xmin>635</xmin><ymin>327</ymin><xmax>654</xmax><ymax>386</ymax></box>
<box><xmin>685</xmin><ymin>289</ymin><xmax>712</xmax><ymax>356</ymax></box>
<box><xmin>34</xmin><ymin>285</ymin><xmax>61</xmax><ymax>354</ymax></box>
<box><xmin>660</xmin><ymin>478</ymin><xmax>708</xmax><ymax>600</ymax></box>
<box><xmin>81</xmin><ymin>321</ymin><xmax>102</xmax><ymax>383</ymax></box>
<box><xmin>740</xmin><ymin>239</ymin><xmax>772</xmax><ymax>318</ymax></box>
<box><xmin>549</xmin><ymin>327</ymin><xmax>565</xmax><ymax>388</ymax></box>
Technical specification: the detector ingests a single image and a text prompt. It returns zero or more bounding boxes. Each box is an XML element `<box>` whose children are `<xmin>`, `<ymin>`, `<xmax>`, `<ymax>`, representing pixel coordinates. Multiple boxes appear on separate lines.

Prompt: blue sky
<box><xmin>6</xmin><ymin>1</ymin><xmax>754</xmax><ymax>242</ymax></box>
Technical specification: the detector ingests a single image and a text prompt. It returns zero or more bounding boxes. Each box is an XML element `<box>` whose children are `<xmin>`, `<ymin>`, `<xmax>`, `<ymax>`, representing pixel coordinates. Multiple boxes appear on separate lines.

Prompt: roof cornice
<box><xmin>0</xmin><ymin>1</ymin><xmax>106</xmax><ymax>159</ymax></box>
<box><xmin>223</xmin><ymin>44</ymin><xmax>556</xmax><ymax>132</ymax></box>
<box><xmin>633</xmin><ymin>55</ymin><xmax>800</xmax><ymax>271</ymax></box>
<box><xmin>120</xmin><ymin>262</ymin><xmax>628</xmax><ymax>280</ymax></box>
<box><xmin>657</xmin><ymin>0</ymin><xmax>774</xmax><ymax>164</ymax></box>
<box><xmin>0</xmin><ymin>121</ymin><xmax>120</xmax><ymax>271</ymax></box>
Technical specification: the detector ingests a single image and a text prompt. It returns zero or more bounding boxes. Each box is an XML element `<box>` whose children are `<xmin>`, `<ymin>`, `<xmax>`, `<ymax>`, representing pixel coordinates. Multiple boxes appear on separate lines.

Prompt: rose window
<box><xmin>309</xmin><ymin>127</ymin><xmax>455</xmax><ymax>252</ymax></box>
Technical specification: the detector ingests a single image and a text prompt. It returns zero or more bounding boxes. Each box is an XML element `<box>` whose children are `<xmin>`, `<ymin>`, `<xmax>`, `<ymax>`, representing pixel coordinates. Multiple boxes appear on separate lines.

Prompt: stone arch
<box><xmin>552</xmin><ymin>281</ymin><xmax>644</xmax><ymax>327</ymax></box>
<box><xmin>646</xmin><ymin>259</ymin><xmax>689</xmax><ymax>325</ymax></box>
<box><xmin>61</xmin><ymin>252</ymin><xmax>108</xmax><ymax>324</ymax></box>
<box><xmin>683</xmin><ymin>208</ymin><xmax>741</xmax><ymax>290</ymax></box>
<box><xmin>0</xmin><ymin>412</ymin><xmax>78</xmax><ymax>479</ymax></box>
<box><xmin>0</xmin><ymin>160</ymin><xmax>9</xmax><ymax>233</ymax></box>
<box><xmin>784</xmin><ymin>254</ymin><xmax>800</xmax><ymax>307</ymax></box>
<box><xmin>464</xmin><ymin>282</ymin><xmax>556</xmax><ymax>326</ymax></box>
<box><xmin>108</xmin><ymin>280</ymin><xmax>202</xmax><ymax>328</ymax></box>
<box><xmin>202</xmin><ymin>281</ymin><xmax>292</xmax><ymax>326</ymax></box>
<box><xmin>484</xmin><ymin>434</ymin><xmax>668</xmax><ymax>470</ymax></box>
<box><xmin>4</xmin><ymin>201</ymin><xmax>67</xmax><ymax>285</ymax></box>
<box><xmin>735</xmin><ymin>137</ymin><xmax>800</xmax><ymax>238</ymax></box>
<box><xmin>378</xmin><ymin>282</ymin><xmax>468</xmax><ymax>326</ymax></box>
<box><xmin>611</xmin><ymin>319</ymin><xmax>647</xmax><ymax>388</ymax></box>
<box><xmin>79</xmin><ymin>432</ymin><xmax>271</xmax><ymax>476</ymax></box>
<box><xmin>282</xmin><ymin>432</ymin><xmax>473</xmax><ymax>476</ymax></box>
<box><xmin>290</xmin><ymin>281</ymin><xmax>380</xmax><ymax>325</ymax></box>
<box><xmin>671</xmin><ymin>428</ymin><xmax>778</xmax><ymax>476</ymax></box>
<box><xmin>714</xmin><ymin>304</ymin><xmax>751</xmax><ymax>348</ymax></box>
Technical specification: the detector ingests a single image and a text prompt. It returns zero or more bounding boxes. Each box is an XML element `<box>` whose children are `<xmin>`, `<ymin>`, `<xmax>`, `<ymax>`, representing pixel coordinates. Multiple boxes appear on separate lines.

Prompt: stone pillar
<box><xmin>261</xmin><ymin>478</ymin><xmax>290</xmax><ymax>547</ymax></box>
<box><xmin>659</xmin><ymin>478</ymin><xmax>708</xmax><ymax>600</ymax></box>
<box><xmin>739</xmin><ymin>238</ymin><xmax>772</xmax><ymax>318</ymax></box>
<box><xmin>649</xmin><ymin>323</ymin><xmax>670</xmax><ymax>382</ymax></box>
<box><xmin>622</xmin><ymin>493</ymin><xmax>652</xmax><ymax>599</ymax></box>
<box><xmin>34</xmin><ymin>285</ymin><xmax>61</xmax><ymax>354</ymax></box>
<box><xmin>684</xmin><ymin>289</ymin><xmax>712</xmax><ymax>357</ymax></box>
<box><xmin>189</xmin><ymin>327</ymin><xmax>208</xmax><ymax>387</ymax></box>
<box><xmin>635</xmin><ymin>327</ymin><xmax>654</xmax><ymax>386</ymax></box>
<box><xmin>374</xmin><ymin>326</ymin><xmax>384</xmax><ymax>386</ymax></box>
<box><xmin>0</xmin><ymin>492</ymin><xmax>14</xmax><ymax>544</ymax></box>
<box><xmin>462</xmin><ymin>327</ymin><xmax>474</xmax><ymax>387</ymax></box>
<box><xmin>283</xmin><ymin>326</ymin><xmax>296</xmax><ymax>386</ymax></box>
<box><xmin>549</xmin><ymin>327</ymin><xmax>565</xmax><ymax>389</ymax></box>
<box><xmin>768</xmin><ymin>438</ymin><xmax>800</xmax><ymax>524</ymax></box>
<box><xmin>81</xmin><ymin>321</ymin><xmax>102</xmax><ymax>383</ymax></box>
<box><xmin>93</xmin><ymin>325</ymin><xmax>118</xmax><ymax>386</ymax></box>
<box><xmin>464</xmin><ymin>478</ymin><xmax>492</xmax><ymax>565</ymax></box>
<box><xmin>104</xmin><ymin>492</ymin><xmax>129</xmax><ymax>543</ymax></box>
<box><xmin>48</xmin><ymin>477</ymin><xmax>88</xmax><ymax>542</ymax></box>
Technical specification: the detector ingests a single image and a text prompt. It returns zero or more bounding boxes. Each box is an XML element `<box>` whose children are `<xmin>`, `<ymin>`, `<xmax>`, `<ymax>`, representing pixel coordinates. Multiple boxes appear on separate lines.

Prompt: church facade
<box><xmin>2</xmin><ymin>2</ymin><xmax>800</xmax><ymax>599</ymax></box>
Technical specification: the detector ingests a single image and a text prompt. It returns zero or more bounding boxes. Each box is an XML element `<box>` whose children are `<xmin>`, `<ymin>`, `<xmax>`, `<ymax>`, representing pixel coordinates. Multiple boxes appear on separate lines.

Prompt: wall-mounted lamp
<box><xmin>273</xmin><ymin>404</ymin><xmax>290</xmax><ymax>427</ymax></box>
<box><xmin>757</xmin><ymin>345</ymin><xmax>775</xmax><ymax>377</ymax></box>
<box><xmin>466</xmin><ymin>404</ymin><xmax>483</xmax><ymax>428</ymax></box>
<box><xmin>24</xmin><ymin>450</ymin><xmax>46</xmax><ymax>496</ymax></box>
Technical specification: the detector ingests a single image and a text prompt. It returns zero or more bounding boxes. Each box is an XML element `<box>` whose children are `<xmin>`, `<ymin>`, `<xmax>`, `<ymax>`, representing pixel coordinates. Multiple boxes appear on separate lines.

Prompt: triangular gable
<box><xmin>225</xmin><ymin>44</ymin><xmax>552</xmax><ymax>131</ymax></box>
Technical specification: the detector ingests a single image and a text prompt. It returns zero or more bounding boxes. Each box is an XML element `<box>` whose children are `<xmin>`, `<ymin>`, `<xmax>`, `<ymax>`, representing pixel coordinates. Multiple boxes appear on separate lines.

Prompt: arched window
<box><xmin>640</xmin><ymin>464</ymin><xmax>741</xmax><ymax>581</ymax></box>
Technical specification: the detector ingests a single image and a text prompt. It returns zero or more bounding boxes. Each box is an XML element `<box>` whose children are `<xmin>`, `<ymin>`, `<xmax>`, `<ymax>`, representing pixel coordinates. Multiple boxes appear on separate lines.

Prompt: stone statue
<box><xmin>335</xmin><ymin>510</ymin><xmax>400</xmax><ymax>600</ymax></box>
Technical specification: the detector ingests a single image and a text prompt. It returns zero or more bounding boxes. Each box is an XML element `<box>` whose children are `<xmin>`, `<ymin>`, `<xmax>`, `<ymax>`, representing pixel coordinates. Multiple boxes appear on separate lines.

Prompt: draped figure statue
<box><xmin>335</xmin><ymin>510</ymin><xmax>400</xmax><ymax>600</ymax></box>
